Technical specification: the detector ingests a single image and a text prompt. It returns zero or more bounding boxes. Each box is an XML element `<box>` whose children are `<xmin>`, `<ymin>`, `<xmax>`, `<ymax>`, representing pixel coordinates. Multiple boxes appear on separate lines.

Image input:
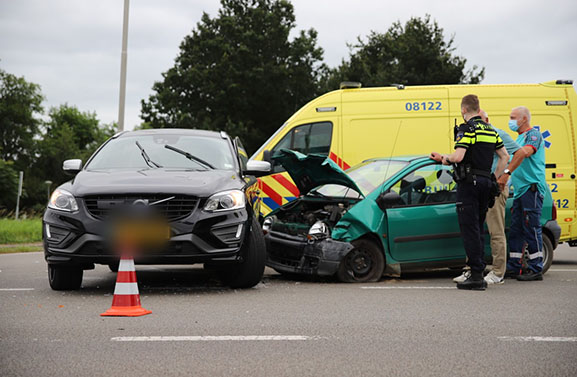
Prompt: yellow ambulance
<box><xmin>249</xmin><ymin>80</ymin><xmax>577</xmax><ymax>243</ymax></box>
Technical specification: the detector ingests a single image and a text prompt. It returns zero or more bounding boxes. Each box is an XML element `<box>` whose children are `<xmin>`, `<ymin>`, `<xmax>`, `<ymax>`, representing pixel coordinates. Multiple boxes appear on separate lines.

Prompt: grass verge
<box><xmin>0</xmin><ymin>245</ymin><xmax>43</xmax><ymax>254</ymax></box>
<box><xmin>0</xmin><ymin>218</ymin><xmax>43</xmax><ymax>244</ymax></box>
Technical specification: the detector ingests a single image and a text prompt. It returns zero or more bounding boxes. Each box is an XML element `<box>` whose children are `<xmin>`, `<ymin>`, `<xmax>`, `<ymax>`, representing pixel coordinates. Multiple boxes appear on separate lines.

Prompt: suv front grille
<box><xmin>83</xmin><ymin>194</ymin><xmax>199</xmax><ymax>221</ymax></box>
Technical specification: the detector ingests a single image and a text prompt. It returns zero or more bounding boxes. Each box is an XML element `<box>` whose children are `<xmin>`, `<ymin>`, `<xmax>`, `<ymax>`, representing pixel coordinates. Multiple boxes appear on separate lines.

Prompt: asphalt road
<box><xmin>1</xmin><ymin>245</ymin><xmax>576</xmax><ymax>377</ymax></box>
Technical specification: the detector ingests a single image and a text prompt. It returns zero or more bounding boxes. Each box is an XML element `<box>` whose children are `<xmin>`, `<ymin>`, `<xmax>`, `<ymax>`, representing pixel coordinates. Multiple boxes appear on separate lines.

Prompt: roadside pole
<box><xmin>117</xmin><ymin>0</ymin><xmax>130</xmax><ymax>132</ymax></box>
<box><xmin>15</xmin><ymin>171</ymin><xmax>23</xmax><ymax>220</ymax></box>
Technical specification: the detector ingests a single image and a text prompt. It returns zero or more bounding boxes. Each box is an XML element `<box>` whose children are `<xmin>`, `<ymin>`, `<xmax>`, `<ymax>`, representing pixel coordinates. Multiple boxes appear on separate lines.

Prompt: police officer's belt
<box><xmin>470</xmin><ymin>169</ymin><xmax>491</xmax><ymax>178</ymax></box>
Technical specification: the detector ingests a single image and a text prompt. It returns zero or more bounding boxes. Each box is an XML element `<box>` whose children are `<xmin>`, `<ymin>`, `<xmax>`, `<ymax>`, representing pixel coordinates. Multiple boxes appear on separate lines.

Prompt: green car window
<box><xmin>390</xmin><ymin>164</ymin><xmax>456</xmax><ymax>206</ymax></box>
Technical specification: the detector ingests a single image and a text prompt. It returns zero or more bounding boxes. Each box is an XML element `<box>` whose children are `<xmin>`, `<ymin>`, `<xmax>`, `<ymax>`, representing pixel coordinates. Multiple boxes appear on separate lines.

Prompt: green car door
<box><xmin>384</xmin><ymin>162</ymin><xmax>466</xmax><ymax>262</ymax></box>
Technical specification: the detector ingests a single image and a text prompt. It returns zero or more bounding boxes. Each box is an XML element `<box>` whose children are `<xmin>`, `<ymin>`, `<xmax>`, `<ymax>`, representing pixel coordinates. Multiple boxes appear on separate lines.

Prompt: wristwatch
<box><xmin>503</xmin><ymin>168</ymin><xmax>511</xmax><ymax>175</ymax></box>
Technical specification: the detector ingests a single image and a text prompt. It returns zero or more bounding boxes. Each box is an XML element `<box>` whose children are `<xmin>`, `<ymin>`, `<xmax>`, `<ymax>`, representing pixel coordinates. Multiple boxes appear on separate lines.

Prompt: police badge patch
<box><xmin>456</xmin><ymin>131</ymin><xmax>464</xmax><ymax>142</ymax></box>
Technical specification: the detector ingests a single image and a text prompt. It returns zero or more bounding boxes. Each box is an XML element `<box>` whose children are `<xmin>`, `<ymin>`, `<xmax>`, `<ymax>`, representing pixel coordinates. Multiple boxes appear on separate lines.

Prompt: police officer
<box><xmin>431</xmin><ymin>95</ymin><xmax>509</xmax><ymax>290</ymax></box>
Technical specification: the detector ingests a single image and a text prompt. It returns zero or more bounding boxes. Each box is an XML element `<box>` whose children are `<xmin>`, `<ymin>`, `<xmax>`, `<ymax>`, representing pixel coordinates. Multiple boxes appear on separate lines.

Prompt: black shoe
<box><xmin>505</xmin><ymin>269</ymin><xmax>521</xmax><ymax>279</ymax></box>
<box><xmin>457</xmin><ymin>272</ymin><xmax>487</xmax><ymax>290</ymax></box>
<box><xmin>516</xmin><ymin>270</ymin><xmax>543</xmax><ymax>281</ymax></box>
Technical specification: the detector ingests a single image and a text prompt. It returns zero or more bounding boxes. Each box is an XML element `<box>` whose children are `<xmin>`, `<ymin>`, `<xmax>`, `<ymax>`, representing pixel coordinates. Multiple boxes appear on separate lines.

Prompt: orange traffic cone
<box><xmin>101</xmin><ymin>255</ymin><xmax>151</xmax><ymax>317</ymax></box>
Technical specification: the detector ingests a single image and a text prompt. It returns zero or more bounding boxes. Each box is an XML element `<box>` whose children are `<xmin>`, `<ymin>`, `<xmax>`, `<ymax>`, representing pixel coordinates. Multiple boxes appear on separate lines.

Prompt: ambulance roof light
<box><xmin>340</xmin><ymin>81</ymin><xmax>362</xmax><ymax>89</ymax></box>
<box><xmin>556</xmin><ymin>80</ymin><xmax>573</xmax><ymax>85</ymax></box>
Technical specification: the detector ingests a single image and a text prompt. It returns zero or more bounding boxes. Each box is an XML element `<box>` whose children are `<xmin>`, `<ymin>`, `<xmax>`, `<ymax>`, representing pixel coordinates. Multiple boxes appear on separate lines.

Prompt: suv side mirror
<box><xmin>63</xmin><ymin>159</ymin><xmax>83</xmax><ymax>175</ymax></box>
<box><xmin>376</xmin><ymin>191</ymin><xmax>402</xmax><ymax>211</ymax></box>
<box><xmin>244</xmin><ymin>160</ymin><xmax>271</xmax><ymax>177</ymax></box>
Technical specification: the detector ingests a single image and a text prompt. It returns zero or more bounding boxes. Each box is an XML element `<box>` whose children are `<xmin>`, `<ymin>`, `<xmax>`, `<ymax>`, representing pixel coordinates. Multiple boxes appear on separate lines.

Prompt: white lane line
<box><xmin>111</xmin><ymin>335</ymin><xmax>313</xmax><ymax>342</ymax></box>
<box><xmin>499</xmin><ymin>336</ymin><xmax>577</xmax><ymax>342</ymax></box>
<box><xmin>0</xmin><ymin>288</ymin><xmax>35</xmax><ymax>291</ymax></box>
<box><xmin>548</xmin><ymin>269</ymin><xmax>577</xmax><ymax>272</ymax></box>
<box><xmin>361</xmin><ymin>286</ymin><xmax>453</xmax><ymax>290</ymax></box>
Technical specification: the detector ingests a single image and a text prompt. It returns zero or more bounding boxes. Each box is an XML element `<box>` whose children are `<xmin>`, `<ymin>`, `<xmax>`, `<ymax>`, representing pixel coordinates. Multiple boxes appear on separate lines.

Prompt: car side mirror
<box><xmin>244</xmin><ymin>160</ymin><xmax>271</xmax><ymax>177</ymax></box>
<box><xmin>63</xmin><ymin>159</ymin><xmax>83</xmax><ymax>175</ymax></box>
<box><xmin>376</xmin><ymin>191</ymin><xmax>402</xmax><ymax>211</ymax></box>
<box><xmin>263</xmin><ymin>150</ymin><xmax>272</xmax><ymax>163</ymax></box>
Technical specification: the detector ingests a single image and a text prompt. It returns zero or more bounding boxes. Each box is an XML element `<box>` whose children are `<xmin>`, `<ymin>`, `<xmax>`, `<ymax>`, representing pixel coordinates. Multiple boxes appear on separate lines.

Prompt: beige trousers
<box><xmin>485</xmin><ymin>189</ymin><xmax>509</xmax><ymax>277</ymax></box>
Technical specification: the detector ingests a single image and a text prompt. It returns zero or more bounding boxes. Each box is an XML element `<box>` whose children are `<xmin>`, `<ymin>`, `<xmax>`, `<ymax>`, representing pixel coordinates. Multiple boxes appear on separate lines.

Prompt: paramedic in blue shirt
<box><xmin>497</xmin><ymin>106</ymin><xmax>548</xmax><ymax>281</ymax></box>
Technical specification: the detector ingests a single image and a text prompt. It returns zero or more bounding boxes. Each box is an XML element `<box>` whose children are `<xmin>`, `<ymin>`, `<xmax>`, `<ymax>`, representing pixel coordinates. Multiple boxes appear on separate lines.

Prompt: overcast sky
<box><xmin>1</xmin><ymin>0</ymin><xmax>576</xmax><ymax>131</ymax></box>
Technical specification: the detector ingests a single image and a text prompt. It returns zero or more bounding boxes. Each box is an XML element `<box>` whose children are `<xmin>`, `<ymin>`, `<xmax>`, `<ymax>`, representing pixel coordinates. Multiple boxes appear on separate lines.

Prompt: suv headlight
<box><xmin>48</xmin><ymin>189</ymin><xmax>79</xmax><ymax>212</ymax></box>
<box><xmin>204</xmin><ymin>190</ymin><xmax>245</xmax><ymax>212</ymax></box>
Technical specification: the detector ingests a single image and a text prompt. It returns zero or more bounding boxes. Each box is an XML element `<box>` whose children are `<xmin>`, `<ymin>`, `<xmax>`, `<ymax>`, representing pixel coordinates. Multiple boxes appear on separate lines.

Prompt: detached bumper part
<box><xmin>265</xmin><ymin>232</ymin><xmax>354</xmax><ymax>276</ymax></box>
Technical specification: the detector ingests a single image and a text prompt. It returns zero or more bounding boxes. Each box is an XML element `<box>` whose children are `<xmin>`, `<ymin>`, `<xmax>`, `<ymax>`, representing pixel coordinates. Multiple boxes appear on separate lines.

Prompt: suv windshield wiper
<box><xmin>135</xmin><ymin>141</ymin><xmax>162</xmax><ymax>168</ymax></box>
<box><xmin>164</xmin><ymin>144</ymin><xmax>215</xmax><ymax>170</ymax></box>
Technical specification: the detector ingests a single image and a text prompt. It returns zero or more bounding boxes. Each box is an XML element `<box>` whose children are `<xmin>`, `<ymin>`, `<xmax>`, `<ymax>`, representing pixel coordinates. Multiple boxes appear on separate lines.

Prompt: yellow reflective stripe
<box><xmin>458</xmin><ymin>136</ymin><xmax>475</xmax><ymax>143</ymax></box>
<box><xmin>455</xmin><ymin>142</ymin><xmax>470</xmax><ymax>149</ymax></box>
<box><xmin>476</xmin><ymin>130</ymin><xmax>497</xmax><ymax>136</ymax></box>
<box><xmin>476</xmin><ymin>135</ymin><xmax>499</xmax><ymax>143</ymax></box>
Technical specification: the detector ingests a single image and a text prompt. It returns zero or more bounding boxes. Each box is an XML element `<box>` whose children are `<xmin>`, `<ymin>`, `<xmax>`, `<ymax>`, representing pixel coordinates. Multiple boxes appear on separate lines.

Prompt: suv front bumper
<box><xmin>43</xmin><ymin>204</ymin><xmax>251</xmax><ymax>268</ymax></box>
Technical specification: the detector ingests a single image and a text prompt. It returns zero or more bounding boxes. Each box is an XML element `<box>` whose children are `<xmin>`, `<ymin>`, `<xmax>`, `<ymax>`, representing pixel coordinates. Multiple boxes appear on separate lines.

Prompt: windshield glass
<box><xmin>86</xmin><ymin>134</ymin><xmax>236</xmax><ymax>170</ymax></box>
<box><xmin>315</xmin><ymin>160</ymin><xmax>409</xmax><ymax>197</ymax></box>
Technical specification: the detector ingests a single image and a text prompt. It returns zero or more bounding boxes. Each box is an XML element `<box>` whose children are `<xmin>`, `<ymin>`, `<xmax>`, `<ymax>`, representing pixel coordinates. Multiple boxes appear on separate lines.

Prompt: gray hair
<box><xmin>513</xmin><ymin>106</ymin><xmax>531</xmax><ymax>122</ymax></box>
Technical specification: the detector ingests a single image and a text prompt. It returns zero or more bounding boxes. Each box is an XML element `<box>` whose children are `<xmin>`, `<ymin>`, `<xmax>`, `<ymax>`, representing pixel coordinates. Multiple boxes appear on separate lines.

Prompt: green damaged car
<box><xmin>263</xmin><ymin>149</ymin><xmax>561</xmax><ymax>282</ymax></box>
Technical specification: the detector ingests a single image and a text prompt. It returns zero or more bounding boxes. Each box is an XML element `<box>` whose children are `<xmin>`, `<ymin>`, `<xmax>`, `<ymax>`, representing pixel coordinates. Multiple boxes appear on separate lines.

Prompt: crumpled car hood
<box><xmin>272</xmin><ymin>149</ymin><xmax>363</xmax><ymax>196</ymax></box>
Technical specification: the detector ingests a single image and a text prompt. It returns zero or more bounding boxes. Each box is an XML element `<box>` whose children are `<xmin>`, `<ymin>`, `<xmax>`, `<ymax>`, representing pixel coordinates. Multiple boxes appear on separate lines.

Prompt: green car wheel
<box><xmin>337</xmin><ymin>239</ymin><xmax>385</xmax><ymax>283</ymax></box>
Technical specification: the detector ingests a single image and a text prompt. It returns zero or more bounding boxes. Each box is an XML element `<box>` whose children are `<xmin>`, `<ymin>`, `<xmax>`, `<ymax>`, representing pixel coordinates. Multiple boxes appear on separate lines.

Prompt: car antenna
<box><xmin>379</xmin><ymin>120</ymin><xmax>403</xmax><ymax>196</ymax></box>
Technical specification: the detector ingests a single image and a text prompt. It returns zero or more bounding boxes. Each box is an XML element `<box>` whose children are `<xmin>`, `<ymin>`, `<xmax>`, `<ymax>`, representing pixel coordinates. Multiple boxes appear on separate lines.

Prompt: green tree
<box><xmin>0</xmin><ymin>68</ymin><xmax>43</xmax><ymax>170</ymax></box>
<box><xmin>24</xmin><ymin>105</ymin><xmax>115</xmax><ymax>208</ymax></box>
<box><xmin>42</xmin><ymin>104</ymin><xmax>115</xmax><ymax>161</ymax></box>
<box><xmin>141</xmin><ymin>0</ymin><xmax>326</xmax><ymax>154</ymax></box>
<box><xmin>0</xmin><ymin>159</ymin><xmax>18</xmax><ymax>212</ymax></box>
<box><xmin>322</xmin><ymin>15</ymin><xmax>485</xmax><ymax>91</ymax></box>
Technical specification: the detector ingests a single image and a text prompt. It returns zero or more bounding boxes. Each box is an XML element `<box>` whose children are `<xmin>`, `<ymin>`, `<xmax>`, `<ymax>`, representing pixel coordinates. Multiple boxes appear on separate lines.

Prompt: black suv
<box><xmin>43</xmin><ymin>129</ymin><xmax>271</xmax><ymax>290</ymax></box>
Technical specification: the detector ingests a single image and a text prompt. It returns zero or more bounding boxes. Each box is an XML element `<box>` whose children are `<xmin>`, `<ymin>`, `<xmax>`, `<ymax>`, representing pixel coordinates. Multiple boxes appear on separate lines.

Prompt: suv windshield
<box><xmin>86</xmin><ymin>134</ymin><xmax>235</xmax><ymax>170</ymax></box>
<box><xmin>315</xmin><ymin>159</ymin><xmax>408</xmax><ymax>198</ymax></box>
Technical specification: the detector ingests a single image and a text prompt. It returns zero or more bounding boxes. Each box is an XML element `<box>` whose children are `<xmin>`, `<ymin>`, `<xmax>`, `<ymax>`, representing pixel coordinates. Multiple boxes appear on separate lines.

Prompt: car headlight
<box><xmin>309</xmin><ymin>221</ymin><xmax>329</xmax><ymax>236</ymax></box>
<box><xmin>48</xmin><ymin>189</ymin><xmax>79</xmax><ymax>212</ymax></box>
<box><xmin>204</xmin><ymin>190</ymin><xmax>245</xmax><ymax>212</ymax></box>
<box><xmin>262</xmin><ymin>216</ymin><xmax>275</xmax><ymax>234</ymax></box>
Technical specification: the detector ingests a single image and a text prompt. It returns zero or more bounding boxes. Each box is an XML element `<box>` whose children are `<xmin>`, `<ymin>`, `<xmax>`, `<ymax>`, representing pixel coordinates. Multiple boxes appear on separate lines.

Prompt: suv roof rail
<box><xmin>112</xmin><ymin>130</ymin><xmax>129</xmax><ymax>139</ymax></box>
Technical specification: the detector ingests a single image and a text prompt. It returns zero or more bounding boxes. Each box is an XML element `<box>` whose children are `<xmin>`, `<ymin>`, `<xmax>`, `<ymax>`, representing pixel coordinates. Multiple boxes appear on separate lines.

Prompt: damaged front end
<box><xmin>263</xmin><ymin>196</ymin><xmax>358</xmax><ymax>276</ymax></box>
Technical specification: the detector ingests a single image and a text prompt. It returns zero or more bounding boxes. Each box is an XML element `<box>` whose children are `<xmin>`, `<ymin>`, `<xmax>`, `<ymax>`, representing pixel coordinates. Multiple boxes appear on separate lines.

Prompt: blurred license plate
<box><xmin>115</xmin><ymin>221</ymin><xmax>170</xmax><ymax>243</ymax></box>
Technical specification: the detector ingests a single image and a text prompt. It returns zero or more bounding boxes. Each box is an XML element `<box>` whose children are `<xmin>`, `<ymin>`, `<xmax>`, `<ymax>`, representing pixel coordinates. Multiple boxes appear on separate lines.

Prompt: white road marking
<box><xmin>0</xmin><ymin>288</ymin><xmax>35</xmax><ymax>291</ymax></box>
<box><xmin>548</xmin><ymin>269</ymin><xmax>577</xmax><ymax>272</ymax></box>
<box><xmin>499</xmin><ymin>336</ymin><xmax>577</xmax><ymax>342</ymax></box>
<box><xmin>111</xmin><ymin>335</ymin><xmax>314</xmax><ymax>342</ymax></box>
<box><xmin>361</xmin><ymin>286</ymin><xmax>454</xmax><ymax>290</ymax></box>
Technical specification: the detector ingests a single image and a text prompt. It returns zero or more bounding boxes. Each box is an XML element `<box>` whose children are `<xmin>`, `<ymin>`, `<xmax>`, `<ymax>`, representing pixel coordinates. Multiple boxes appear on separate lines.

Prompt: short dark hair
<box><xmin>461</xmin><ymin>94</ymin><xmax>480</xmax><ymax>113</ymax></box>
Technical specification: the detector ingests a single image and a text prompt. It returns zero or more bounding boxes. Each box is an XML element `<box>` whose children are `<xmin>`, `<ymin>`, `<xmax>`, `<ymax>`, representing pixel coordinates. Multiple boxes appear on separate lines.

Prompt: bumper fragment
<box><xmin>265</xmin><ymin>232</ymin><xmax>354</xmax><ymax>276</ymax></box>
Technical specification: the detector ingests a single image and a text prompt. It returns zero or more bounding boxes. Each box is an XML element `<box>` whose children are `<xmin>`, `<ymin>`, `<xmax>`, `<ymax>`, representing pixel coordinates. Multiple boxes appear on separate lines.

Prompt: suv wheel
<box><xmin>219</xmin><ymin>218</ymin><xmax>265</xmax><ymax>289</ymax></box>
<box><xmin>48</xmin><ymin>265</ymin><xmax>83</xmax><ymax>290</ymax></box>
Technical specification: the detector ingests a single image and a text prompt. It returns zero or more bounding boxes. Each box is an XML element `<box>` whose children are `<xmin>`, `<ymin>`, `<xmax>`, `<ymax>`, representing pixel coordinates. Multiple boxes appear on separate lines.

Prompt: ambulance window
<box><xmin>292</xmin><ymin>125</ymin><xmax>311</xmax><ymax>153</ymax></box>
<box><xmin>270</xmin><ymin>122</ymin><xmax>333</xmax><ymax>172</ymax></box>
<box><xmin>307</xmin><ymin>122</ymin><xmax>332</xmax><ymax>154</ymax></box>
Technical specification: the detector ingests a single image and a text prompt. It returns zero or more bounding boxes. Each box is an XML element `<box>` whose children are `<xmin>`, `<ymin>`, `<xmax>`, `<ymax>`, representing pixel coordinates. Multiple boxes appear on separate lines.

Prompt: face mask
<box><xmin>509</xmin><ymin>119</ymin><xmax>519</xmax><ymax>132</ymax></box>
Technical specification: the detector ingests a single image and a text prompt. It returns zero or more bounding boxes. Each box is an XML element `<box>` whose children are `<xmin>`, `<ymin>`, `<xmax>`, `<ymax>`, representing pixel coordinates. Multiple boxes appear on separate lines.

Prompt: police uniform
<box><xmin>453</xmin><ymin>116</ymin><xmax>504</xmax><ymax>279</ymax></box>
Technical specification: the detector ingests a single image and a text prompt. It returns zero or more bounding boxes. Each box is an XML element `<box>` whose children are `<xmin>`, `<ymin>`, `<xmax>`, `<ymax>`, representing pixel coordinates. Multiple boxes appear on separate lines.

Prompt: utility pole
<box><xmin>15</xmin><ymin>171</ymin><xmax>23</xmax><ymax>220</ymax></box>
<box><xmin>117</xmin><ymin>0</ymin><xmax>130</xmax><ymax>132</ymax></box>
